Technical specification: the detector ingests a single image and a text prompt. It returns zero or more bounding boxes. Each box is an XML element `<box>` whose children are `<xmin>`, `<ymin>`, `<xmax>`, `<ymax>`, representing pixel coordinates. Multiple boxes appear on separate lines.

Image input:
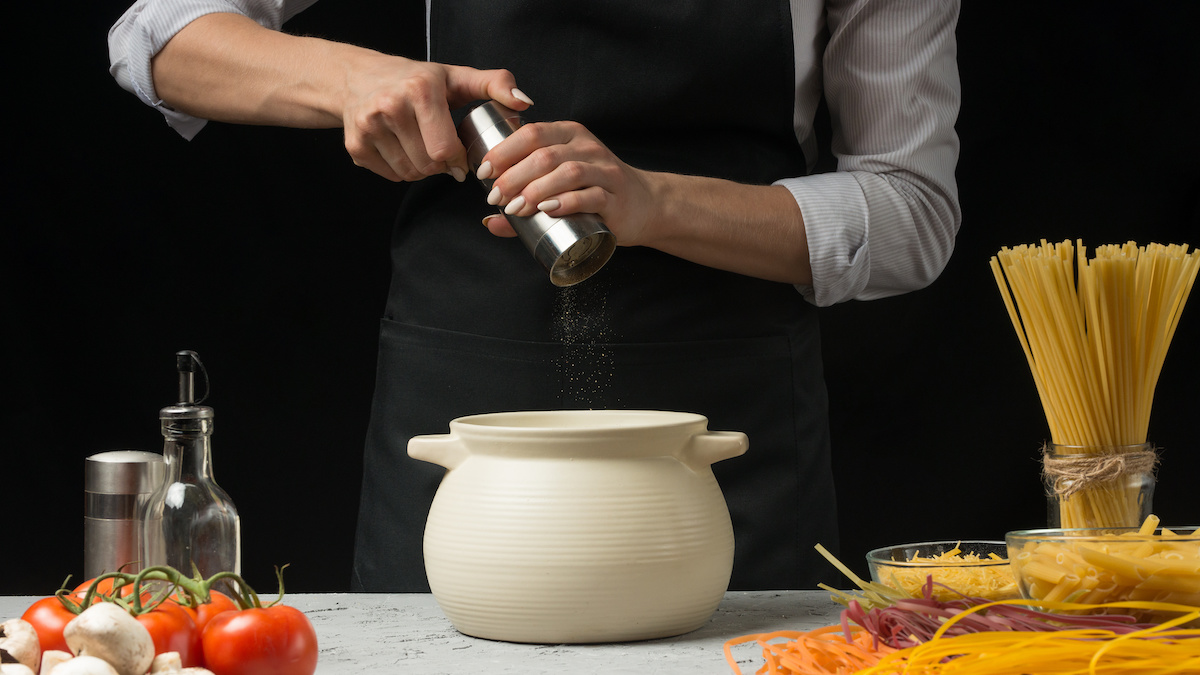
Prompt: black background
<box><xmin>5</xmin><ymin>2</ymin><xmax>1197</xmax><ymax>596</ymax></box>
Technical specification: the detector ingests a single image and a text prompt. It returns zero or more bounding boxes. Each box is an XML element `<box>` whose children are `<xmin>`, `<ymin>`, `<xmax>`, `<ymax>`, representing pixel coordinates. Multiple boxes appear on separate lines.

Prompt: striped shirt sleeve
<box><xmin>108</xmin><ymin>0</ymin><xmax>318</xmax><ymax>140</ymax></box>
<box><xmin>778</xmin><ymin>0</ymin><xmax>962</xmax><ymax>306</ymax></box>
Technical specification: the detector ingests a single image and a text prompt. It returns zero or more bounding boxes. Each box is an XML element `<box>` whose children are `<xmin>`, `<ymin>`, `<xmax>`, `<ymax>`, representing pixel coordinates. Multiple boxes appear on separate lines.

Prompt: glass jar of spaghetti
<box><xmin>1042</xmin><ymin>443</ymin><xmax>1156</xmax><ymax>529</ymax></box>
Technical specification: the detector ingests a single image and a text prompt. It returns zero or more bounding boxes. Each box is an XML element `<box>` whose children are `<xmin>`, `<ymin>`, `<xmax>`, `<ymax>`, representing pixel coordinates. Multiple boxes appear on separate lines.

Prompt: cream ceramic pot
<box><xmin>408</xmin><ymin>410</ymin><xmax>748</xmax><ymax>644</ymax></box>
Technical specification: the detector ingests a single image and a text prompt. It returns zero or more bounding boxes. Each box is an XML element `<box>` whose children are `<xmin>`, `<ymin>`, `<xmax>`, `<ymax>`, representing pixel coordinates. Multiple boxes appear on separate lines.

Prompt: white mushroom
<box><xmin>0</xmin><ymin>664</ymin><xmax>36</xmax><ymax>675</ymax></box>
<box><xmin>40</xmin><ymin>656</ymin><xmax>117</xmax><ymax>675</ymax></box>
<box><xmin>147</xmin><ymin>656</ymin><xmax>213</xmax><ymax>675</ymax></box>
<box><xmin>62</xmin><ymin>604</ymin><xmax>153</xmax><ymax>675</ymax></box>
<box><xmin>39</xmin><ymin>651</ymin><xmax>74</xmax><ymax>675</ymax></box>
<box><xmin>148</xmin><ymin>653</ymin><xmax>181</xmax><ymax>674</ymax></box>
<box><xmin>0</xmin><ymin>618</ymin><xmax>41</xmax><ymax>672</ymax></box>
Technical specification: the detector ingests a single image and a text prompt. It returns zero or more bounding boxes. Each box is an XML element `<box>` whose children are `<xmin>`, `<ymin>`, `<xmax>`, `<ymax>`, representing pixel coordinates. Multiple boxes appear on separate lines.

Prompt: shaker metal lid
<box><xmin>85</xmin><ymin>450</ymin><xmax>165</xmax><ymax>494</ymax></box>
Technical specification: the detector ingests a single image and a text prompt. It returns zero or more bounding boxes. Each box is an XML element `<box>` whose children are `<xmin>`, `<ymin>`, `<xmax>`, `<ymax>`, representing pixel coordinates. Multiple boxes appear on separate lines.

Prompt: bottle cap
<box><xmin>161</xmin><ymin>350</ymin><xmax>215</xmax><ymax>423</ymax></box>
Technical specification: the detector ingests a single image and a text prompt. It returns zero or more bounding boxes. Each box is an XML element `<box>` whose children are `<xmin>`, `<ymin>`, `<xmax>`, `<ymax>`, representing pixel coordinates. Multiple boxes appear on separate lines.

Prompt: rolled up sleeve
<box><xmin>778</xmin><ymin>0</ymin><xmax>962</xmax><ymax>306</ymax></box>
<box><xmin>108</xmin><ymin>0</ymin><xmax>318</xmax><ymax>139</ymax></box>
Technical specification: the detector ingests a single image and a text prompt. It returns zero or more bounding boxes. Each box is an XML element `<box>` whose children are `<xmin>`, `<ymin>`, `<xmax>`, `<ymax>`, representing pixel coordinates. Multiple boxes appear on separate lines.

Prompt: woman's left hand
<box><xmin>476</xmin><ymin>118</ymin><xmax>814</xmax><ymax>286</ymax></box>
<box><xmin>476</xmin><ymin>121</ymin><xmax>658</xmax><ymax>247</ymax></box>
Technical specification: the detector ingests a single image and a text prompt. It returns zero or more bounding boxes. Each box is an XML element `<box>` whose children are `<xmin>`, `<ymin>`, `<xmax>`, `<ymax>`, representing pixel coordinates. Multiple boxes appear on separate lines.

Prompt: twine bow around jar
<box><xmin>1041</xmin><ymin>443</ymin><xmax>1158</xmax><ymax>528</ymax></box>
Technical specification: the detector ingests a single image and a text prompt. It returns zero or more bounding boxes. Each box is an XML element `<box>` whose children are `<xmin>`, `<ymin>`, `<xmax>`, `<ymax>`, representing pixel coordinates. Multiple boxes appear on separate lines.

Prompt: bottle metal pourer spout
<box><xmin>456</xmin><ymin>100</ymin><xmax>616</xmax><ymax>287</ymax></box>
<box><xmin>176</xmin><ymin>350</ymin><xmax>208</xmax><ymax>406</ymax></box>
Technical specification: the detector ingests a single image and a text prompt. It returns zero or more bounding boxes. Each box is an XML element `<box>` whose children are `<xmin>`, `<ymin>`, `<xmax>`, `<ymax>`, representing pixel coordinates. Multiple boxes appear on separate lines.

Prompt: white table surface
<box><xmin>1</xmin><ymin>591</ymin><xmax>843</xmax><ymax>674</ymax></box>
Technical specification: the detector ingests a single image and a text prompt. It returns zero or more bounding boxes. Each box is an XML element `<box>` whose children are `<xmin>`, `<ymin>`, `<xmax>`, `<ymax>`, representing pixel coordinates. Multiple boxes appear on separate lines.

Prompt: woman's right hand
<box><xmin>341</xmin><ymin>55</ymin><xmax>534</xmax><ymax>183</ymax></box>
<box><xmin>151</xmin><ymin>13</ymin><xmax>531</xmax><ymax>183</ymax></box>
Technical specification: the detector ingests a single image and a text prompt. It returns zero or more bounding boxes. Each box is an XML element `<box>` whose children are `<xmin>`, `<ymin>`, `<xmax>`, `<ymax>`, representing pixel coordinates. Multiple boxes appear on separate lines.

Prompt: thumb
<box><xmin>444</xmin><ymin>65</ymin><xmax>534</xmax><ymax>111</ymax></box>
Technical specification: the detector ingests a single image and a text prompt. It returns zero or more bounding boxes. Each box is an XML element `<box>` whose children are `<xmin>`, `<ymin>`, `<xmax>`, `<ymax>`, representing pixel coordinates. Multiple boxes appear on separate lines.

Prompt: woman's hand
<box><xmin>475</xmin><ymin>119</ymin><xmax>812</xmax><ymax>285</ymax></box>
<box><xmin>342</xmin><ymin>57</ymin><xmax>534</xmax><ymax>183</ymax></box>
<box><xmin>152</xmin><ymin>13</ymin><xmax>533</xmax><ymax>183</ymax></box>
<box><xmin>475</xmin><ymin>121</ymin><xmax>659</xmax><ymax>247</ymax></box>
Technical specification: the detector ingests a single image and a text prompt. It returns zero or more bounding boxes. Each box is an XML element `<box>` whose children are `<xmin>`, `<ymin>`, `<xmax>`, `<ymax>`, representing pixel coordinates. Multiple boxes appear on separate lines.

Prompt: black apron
<box><xmin>351</xmin><ymin>0</ymin><xmax>840</xmax><ymax>592</ymax></box>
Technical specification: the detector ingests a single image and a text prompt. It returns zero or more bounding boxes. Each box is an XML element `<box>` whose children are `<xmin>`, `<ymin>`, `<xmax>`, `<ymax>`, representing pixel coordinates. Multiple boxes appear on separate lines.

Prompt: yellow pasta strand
<box><xmin>857</xmin><ymin>599</ymin><xmax>1200</xmax><ymax>675</ymax></box>
<box><xmin>726</xmin><ymin>599</ymin><xmax>1200</xmax><ymax>675</ymax></box>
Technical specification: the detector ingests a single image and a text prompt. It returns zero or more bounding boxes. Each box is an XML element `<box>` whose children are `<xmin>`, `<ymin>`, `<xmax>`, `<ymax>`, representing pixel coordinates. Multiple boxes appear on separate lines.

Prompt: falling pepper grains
<box><xmin>553</xmin><ymin>280</ymin><xmax>616</xmax><ymax>407</ymax></box>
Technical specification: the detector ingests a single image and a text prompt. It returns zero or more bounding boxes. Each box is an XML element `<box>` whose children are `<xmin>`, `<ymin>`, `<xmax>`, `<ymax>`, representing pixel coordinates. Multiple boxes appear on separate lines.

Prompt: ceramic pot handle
<box><xmin>679</xmin><ymin>430</ymin><xmax>748</xmax><ymax>473</ymax></box>
<box><xmin>408</xmin><ymin>433</ymin><xmax>470</xmax><ymax>470</ymax></box>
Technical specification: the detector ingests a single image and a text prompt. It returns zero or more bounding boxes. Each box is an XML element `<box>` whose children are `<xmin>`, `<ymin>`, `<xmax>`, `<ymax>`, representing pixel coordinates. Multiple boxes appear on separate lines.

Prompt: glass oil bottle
<box><xmin>142</xmin><ymin>350</ymin><xmax>241</xmax><ymax>584</ymax></box>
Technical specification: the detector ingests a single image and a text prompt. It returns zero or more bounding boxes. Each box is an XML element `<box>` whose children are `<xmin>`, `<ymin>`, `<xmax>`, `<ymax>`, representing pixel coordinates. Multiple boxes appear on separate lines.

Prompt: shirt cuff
<box><xmin>774</xmin><ymin>172</ymin><xmax>870</xmax><ymax>307</ymax></box>
<box><xmin>109</xmin><ymin>2</ymin><xmax>233</xmax><ymax>140</ymax></box>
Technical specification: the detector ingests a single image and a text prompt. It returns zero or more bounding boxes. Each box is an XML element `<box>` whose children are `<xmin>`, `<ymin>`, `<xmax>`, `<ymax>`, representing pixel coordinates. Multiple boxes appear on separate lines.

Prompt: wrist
<box><xmin>321</xmin><ymin>41</ymin><xmax>393</xmax><ymax>126</ymax></box>
<box><xmin>632</xmin><ymin>170</ymin><xmax>686</xmax><ymax>250</ymax></box>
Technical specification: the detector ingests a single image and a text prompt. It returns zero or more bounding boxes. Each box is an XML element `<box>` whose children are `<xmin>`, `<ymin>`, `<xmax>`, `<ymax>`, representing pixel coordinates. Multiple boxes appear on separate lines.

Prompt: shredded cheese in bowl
<box><xmin>867</xmin><ymin>541</ymin><xmax>1019</xmax><ymax>601</ymax></box>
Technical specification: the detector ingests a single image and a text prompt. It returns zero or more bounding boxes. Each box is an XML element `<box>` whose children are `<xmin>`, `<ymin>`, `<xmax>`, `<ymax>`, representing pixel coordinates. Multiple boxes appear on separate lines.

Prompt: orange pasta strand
<box><xmin>724</xmin><ymin>624</ymin><xmax>894</xmax><ymax>675</ymax></box>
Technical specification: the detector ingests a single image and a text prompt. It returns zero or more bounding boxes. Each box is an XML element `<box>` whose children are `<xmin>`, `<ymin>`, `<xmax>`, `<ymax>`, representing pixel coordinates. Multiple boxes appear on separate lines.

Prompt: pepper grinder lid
<box><xmin>456</xmin><ymin>100</ymin><xmax>523</xmax><ymax>169</ymax></box>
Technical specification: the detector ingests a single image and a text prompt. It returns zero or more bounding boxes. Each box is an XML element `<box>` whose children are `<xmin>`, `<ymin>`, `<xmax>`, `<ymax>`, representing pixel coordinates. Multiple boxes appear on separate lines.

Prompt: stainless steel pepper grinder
<box><xmin>457</xmin><ymin>100</ymin><xmax>616</xmax><ymax>287</ymax></box>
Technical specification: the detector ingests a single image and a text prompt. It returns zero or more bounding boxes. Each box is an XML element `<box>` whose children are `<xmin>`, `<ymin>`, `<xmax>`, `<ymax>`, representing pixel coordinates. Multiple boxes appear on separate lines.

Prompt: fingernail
<box><xmin>448</xmin><ymin>166</ymin><xmax>466</xmax><ymax>182</ymax></box>
<box><xmin>511</xmin><ymin>88</ymin><xmax>534</xmax><ymax>105</ymax></box>
<box><xmin>537</xmin><ymin>199</ymin><xmax>560</xmax><ymax>212</ymax></box>
<box><xmin>487</xmin><ymin>186</ymin><xmax>502</xmax><ymax>205</ymax></box>
<box><xmin>482</xmin><ymin>215</ymin><xmax>501</xmax><ymax>227</ymax></box>
<box><xmin>476</xmin><ymin>161</ymin><xmax>493</xmax><ymax>180</ymax></box>
<box><xmin>504</xmin><ymin>195</ymin><xmax>526</xmax><ymax>215</ymax></box>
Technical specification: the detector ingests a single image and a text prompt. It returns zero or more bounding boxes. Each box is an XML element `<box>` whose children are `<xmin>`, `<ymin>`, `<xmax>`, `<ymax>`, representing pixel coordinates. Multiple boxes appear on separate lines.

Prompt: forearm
<box><xmin>642</xmin><ymin>173</ymin><xmax>812</xmax><ymax>286</ymax></box>
<box><xmin>151</xmin><ymin>12</ymin><xmax>367</xmax><ymax>128</ymax></box>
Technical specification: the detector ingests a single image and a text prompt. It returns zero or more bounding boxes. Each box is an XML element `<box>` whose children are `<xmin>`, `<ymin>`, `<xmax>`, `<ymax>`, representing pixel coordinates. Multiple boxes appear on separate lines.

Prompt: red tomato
<box><xmin>72</xmin><ymin>577</ymin><xmax>150</xmax><ymax>605</ymax></box>
<box><xmin>172</xmin><ymin>590</ymin><xmax>238</xmax><ymax>665</ymax></box>
<box><xmin>201</xmin><ymin>605</ymin><xmax>318</xmax><ymax>675</ymax></box>
<box><xmin>72</xmin><ymin>577</ymin><xmax>114</xmax><ymax>598</ymax></box>
<box><xmin>20</xmin><ymin>597</ymin><xmax>76</xmax><ymax>654</ymax></box>
<box><xmin>138</xmin><ymin>601</ymin><xmax>202</xmax><ymax>667</ymax></box>
<box><xmin>189</xmin><ymin>591</ymin><xmax>239</xmax><ymax>636</ymax></box>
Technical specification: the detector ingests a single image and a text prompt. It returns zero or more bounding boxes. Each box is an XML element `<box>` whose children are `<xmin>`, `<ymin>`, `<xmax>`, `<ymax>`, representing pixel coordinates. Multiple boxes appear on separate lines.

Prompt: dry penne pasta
<box><xmin>1007</xmin><ymin>517</ymin><xmax>1200</xmax><ymax>616</ymax></box>
<box><xmin>1019</xmin><ymin>559</ymin><xmax>1070</xmax><ymax>585</ymax></box>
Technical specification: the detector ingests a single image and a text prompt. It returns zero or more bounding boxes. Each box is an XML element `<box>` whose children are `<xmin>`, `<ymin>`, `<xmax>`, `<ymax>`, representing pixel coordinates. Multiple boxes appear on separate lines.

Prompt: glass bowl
<box><xmin>1005</xmin><ymin>525</ymin><xmax>1200</xmax><ymax>618</ymax></box>
<box><xmin>866</xmin><ymin>540</ymin><xmax>1018</xmax><ymax>601</ymax></box>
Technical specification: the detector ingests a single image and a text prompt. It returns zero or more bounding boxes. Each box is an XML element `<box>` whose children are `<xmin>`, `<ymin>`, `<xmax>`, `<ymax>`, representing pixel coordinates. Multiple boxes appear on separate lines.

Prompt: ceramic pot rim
<box><xmin>450</xmin><ymin>409</ymin><xmax>709</xmax><ymax>434</ymax></box>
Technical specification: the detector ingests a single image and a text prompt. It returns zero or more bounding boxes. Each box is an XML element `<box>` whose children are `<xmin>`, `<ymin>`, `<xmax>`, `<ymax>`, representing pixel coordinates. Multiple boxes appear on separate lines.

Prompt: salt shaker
<box><xmin>84</xmin><ymin>450</ymin><xmax>165</xmax><ymax>577</ymax></box>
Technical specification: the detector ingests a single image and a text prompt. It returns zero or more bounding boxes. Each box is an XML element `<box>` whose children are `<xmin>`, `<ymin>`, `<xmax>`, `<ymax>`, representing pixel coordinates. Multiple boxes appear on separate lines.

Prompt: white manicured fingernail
<box><xmin>504</xmin><ymin>195</ymin><xmax>526</xmax><ymax>215</ymax></box>
<box><xmin>511</xmin><ymin>88</ymin><xmax>534</xmax><ymax>105</ymax></box>
<box><xmin>487</xmin><ymin>186</ymin><xmax>502</xmax><ymax>205</ymax></box>
<box><xmin>448</xmin><ymin>166</ymin><xmax>466</xmax><ymax>182</ymax></box>
<box><xmin>537</xmin><ymin>199</ymin><xmax>560</xmax><ymax>212</ymax></box>
<box><xmin>476</xmin><ymin>161</ymin><xmax>493</xmax><ymax>180</ymax></box>
<box><xmin>482</xmin><ymin>215</ymin><xmax>501</xmax><ymax>227</ymax></box>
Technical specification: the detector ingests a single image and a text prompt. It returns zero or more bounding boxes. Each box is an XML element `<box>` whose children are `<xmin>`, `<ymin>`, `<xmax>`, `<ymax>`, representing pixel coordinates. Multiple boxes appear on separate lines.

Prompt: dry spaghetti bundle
<box><xmin>990</xmin><ymin>240</ymin><xmax>1198</xmax><ymax>527</ymax></box>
